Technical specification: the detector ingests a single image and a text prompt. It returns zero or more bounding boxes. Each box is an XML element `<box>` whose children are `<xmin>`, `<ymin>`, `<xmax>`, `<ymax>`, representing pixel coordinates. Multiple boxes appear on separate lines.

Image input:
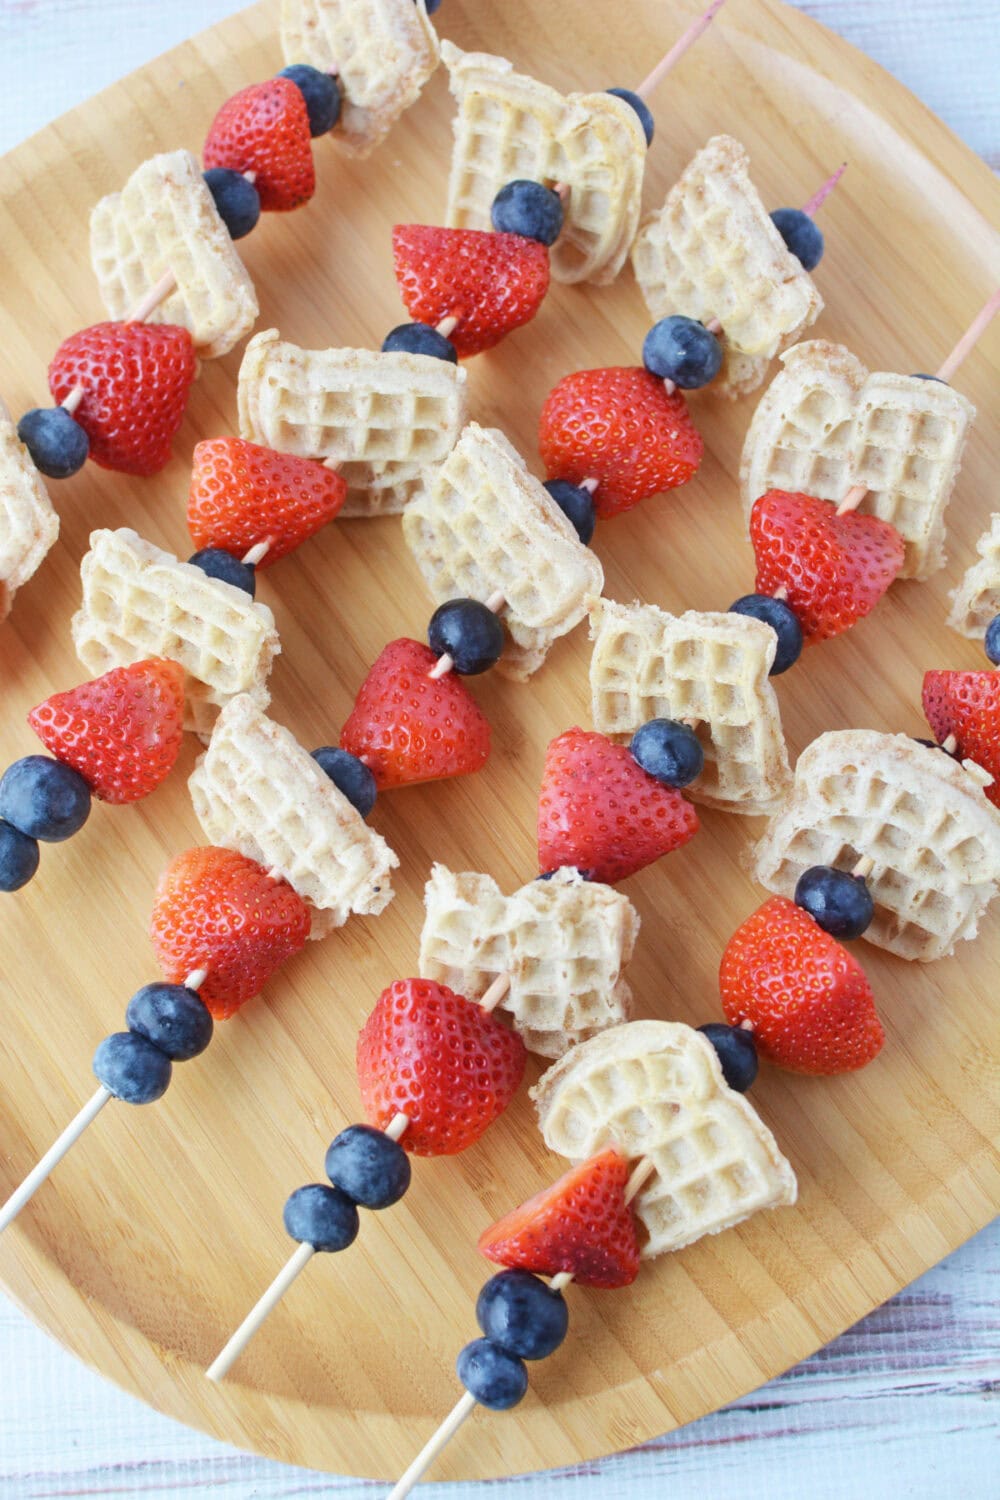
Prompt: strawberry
<box><xmin>537</xmin><ymin>727</ymin><xmax>698</xmax><ymax>885</ymax></box>
<box><xmin>356</xmin><ymin>978</ymin><xmax>526</xmax><ymax>1156</ymax></box>
<box><xmin>719</xmin><ymin>896</ymin><xmax>884</xmax><ymax>1075</ymax></box>
<box><xmin>750</xmin><ymin>489</ymin><xmax>905</xmax><ymax>644</ymax></box>
<box><xmin>538</xmin><ymin>366</ymin><xmax>703</xmax><ymax>518</ymax></box>
<box><xmin>150</xmin><ymin>847</ymin><xmax>311</xmax><ymax>1019</ymax></box>
<box><xmin>923</xmin><ymin>670</ymin><xmax>1000</xmax><ymax>808</ymax></box>
<box><xmin>203</xmin><ymin>78</ymin><xmax>314</xmax><ymax>212</ymax></box>
<box><xmin>28</xmin><ymin>659</ymin><xmax>184</xmax><ymax>805</ymax></box>
<box><xmin>392</xmin><ymin>224</ymin><xmax>550</xmax><ymax>357</ymax></box>
<box><xmin>478</xmin><ymin>1149</ymin><xmax>640</xmax><ymax>1289</ymax></box>
<box><xmin>340</xmin><ymin>638</ymin><xmax>491</xmax><ymax>790</ymax></box>
<box><xmin>48</xmin><ymin>322</ymin><xmax>196</xmax><ymax>477</ymax></box>
<box><xmin>187</xmin><ymin>438</ymin><xmax>346</xmax><ymax>565</ymax></box>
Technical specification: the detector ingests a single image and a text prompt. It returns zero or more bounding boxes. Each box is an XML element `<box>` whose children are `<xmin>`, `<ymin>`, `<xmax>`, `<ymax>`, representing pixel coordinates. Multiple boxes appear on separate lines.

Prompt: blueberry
<box><xmin>0</xmin><ymin>819</ymin><xmax>40</xmax><ymax>891</ymax></box>
<box><xmin>203</xmin><ymin>168</ymin><xmax>261</xmax><ymax>240</ymax></box>
<box><xmin>423</xmin><ymin>0</ymin><xmax>443</xmax><ymax>13</ymax></box>
<box><xmin>188</xmin><ymin>547</ymin><xmax>257</xmax><ymax>598</ymax></box>
<box><xmin>543</xmin><ymin>479</ymin><xmax>595</xmax><ymax>545</ymax></box>
<box><xmin>794</xmin><ymin>865</ymin><xmax>874</xmax><ymax>940</ymax></box>
<box><xmin>428</xmin><ymin>598</ymin><xmax>505</xmax><ymax>675</ymax></box>
<box><xmin>630</xmin><ymin>718</ymin><xmax>704</xmax><ymax>788</ymax></box>
<box><xmin>490</xmin><ymin>180</ymin><xmax>564</xmax><ymax>246</ymax></box>
<box><xmin>381</xmin><ymin>322</ymin><xmax>458</xmax><ymax>364</ymax></box>
<box><xmin>986</xmin><ymin>615</ymin><xmax>1000</xmax><ymax>665</ymax></box>
<box><xmin>125</xmin><ymin>982</ymin><xmax>214</xmax><ymax>1061</ymax></box>
<box><xmin>770</xmin><ymin>208</ymin><xmax>824</xmax><ymax>271</ymax></box>
<box><xmin>93</xmin><ymin>1031</ymin><xmax>172</xmax><ymax>1104</ymax></box>
<box><xmin>325</xmin><ymin>1123</ymin><xmax>411</xmax><ymax>1209</ymax></box>
<box><xmin>476</xmin><ymin>1270</ymin><xmax>568</xmax><ymax>1360</ymax></box>
<box><xmin>278</xmin><ymin>64</ymin><xmax>342</xmax><ymax>135</ymax></box>
<box><xmin>606</xmin><ymin>87</ymin><xmax>654</xmax><ymax>146</ymax></box>
<box><xmin>697</xmin><ymin>1022</ymin><xmax>758</xmax><ymax>1093</ymax></box>
<box><xmin>17</xmin><ymin>407</ymin><xmax>89</xmax><ymax>479</ymax></box>
<box><xmin>912</xmin><ymin>373</ymin><xmax>946</xmax><ymax>384</ymax></box>
<box><xmin>642</xmin><ymin>316</ymin><xmax>722</xmax><ymax>390</ymax></box>
<box><xmin>456</xmin><ymin>1337</ymin><xmax>528</xmax><ymax>1410</ymax></box>
<box><xmin>311</xmin><ymin>746</ymin><xmax>377</xmax><ymax>818</ymax></box>
<box><xmin>0</xmin><ymin>756</ymin><xmax>91</xmax><ymax>842</ymax></box>
<box><xmin>283</xmin><ymin>1183</ymin><xmax>360</xmax><ymax>1252</ymax></box>
<box><xmin>728</xmin><ymin>594</ymin><xmax>803</xmax><ymax>675</ymax></box>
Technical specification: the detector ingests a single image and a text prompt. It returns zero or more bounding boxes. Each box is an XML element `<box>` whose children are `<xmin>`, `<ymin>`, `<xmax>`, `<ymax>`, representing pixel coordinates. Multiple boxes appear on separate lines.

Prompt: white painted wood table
<box><xmin>0</xmin><ymin>2</ymin><xmax>997</xmax><ymax>1496</ymax></box>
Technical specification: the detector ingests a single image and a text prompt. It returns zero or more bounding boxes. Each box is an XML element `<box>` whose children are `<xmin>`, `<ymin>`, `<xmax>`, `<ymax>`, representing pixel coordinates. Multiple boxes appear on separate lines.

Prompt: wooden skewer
<box><xmin>386</xmin><ymin>1156</ymin><xmax>657</xmax><ymax>1499</ymax></box>
<box><xmin>206</xmin><ymin>1108</ymin><xmax>413</xmax><ymax>1382</ymax></box>
<box><xmin>125</xmin><ymin>267</ymin><xmax>178</xmax><ymax>324</ymax></box>
<box><xmin>429</xmin><ymin>590</ymin><xmax>506</xmax><ymax>679</ymax></box>
<box><xmin>837</xmin><ymin>289</ymin><xmax>999</xmax><ymax>516</ymax></box>
<box><xmin>0</xmin><ymin>968</ymin><xmax>208</xmax><ymax>1234</ymax></box>
<box><xmin>634</xmin><ymin>0</ymin><xmax>728</xmax><ymax>101</ymax></box>
<box><xmin>852</xmin><ymin>856</ymin><xmax>875</xmax><ymax>880</ymax></box>
<box><xmin>241</xmin><ymin>538</ymin><xmax>273</xmax><ymax>567</ymax></box>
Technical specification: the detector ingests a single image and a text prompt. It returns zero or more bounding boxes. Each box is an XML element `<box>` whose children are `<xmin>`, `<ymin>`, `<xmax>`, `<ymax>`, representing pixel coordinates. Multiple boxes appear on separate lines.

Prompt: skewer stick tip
<box><xmin>634</xmin><ymin>0</ymin><xmax>728</xmax><ymax>101</ymax></box>
<box><xmin>801</xmin><ymin>162</ymin><xmax>848</xmax><ymax>219</ymax></box>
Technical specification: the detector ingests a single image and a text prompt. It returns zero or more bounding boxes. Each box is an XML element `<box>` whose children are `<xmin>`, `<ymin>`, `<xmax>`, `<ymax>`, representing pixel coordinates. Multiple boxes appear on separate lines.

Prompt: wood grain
<box><xmin>0</xmin><ymin>0</ymin><xmax>998</xmax><ymax>1483</ymax></box>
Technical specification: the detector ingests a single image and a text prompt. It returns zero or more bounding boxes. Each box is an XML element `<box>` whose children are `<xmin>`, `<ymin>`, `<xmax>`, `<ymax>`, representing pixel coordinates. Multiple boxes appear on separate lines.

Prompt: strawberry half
<box><xmin>539</xmin><ymin>366</ymin><xmax>703</xmax><ymax>518</ymax></box>
<box><xmin>537</xmin><ymin>727</ymin><xmax>698</xmax><ymax>884</ymax></box>
<box><xmin>923</xmin><ymin>670</ymin><xmax>1000</xmax><ymax>808</ymax></box>
<box><xmin>719</xmin><ymin>896</ymin><xmax>884</xmax><ymax>1075</ymax></box>
<box><xmin>478</xmin><ymin>1149</ymin><xmax>640</xmax><ymax>1289</ymax></box>
<box><xmin>187</xmin><ymin>437</ymin><xmax>346</xmax><ymax>565</ymax></box>
<box><xmin>28</xmin><ymin>659</ymin><xmax>184</xmax><ymax>805</ymax></box>
<box><xmin>49</xmin><ymin>322</ymin><xmax>197</xmax><ymax>477</ymax></box>
<box><xmin>356</xmin><ymin>978</ymin><xmax>526</xmax><ymax>1156</ymax></box>
<box><xmin>750</xmin><ymin>490</ymin><xmax>905</xmax><ymax>643</ymax></box>
<box><xmin>340</xmin><ymin>638</ymin><xmax>491</xmax><ymax>790</ymax></box>
<box><xmin>203</xmin><ymin>78</ymin><xmax>315</xmax><ymax>212</ymax></box>
<box><xmin>151</xmin><ymin>847</ymin><xmax>311</xmax><ymax>1019</ymax></box>
<box><xmin>392</xmin><ymin>224</ymin><xmax>550</xmax><ymax>357</ymax></box>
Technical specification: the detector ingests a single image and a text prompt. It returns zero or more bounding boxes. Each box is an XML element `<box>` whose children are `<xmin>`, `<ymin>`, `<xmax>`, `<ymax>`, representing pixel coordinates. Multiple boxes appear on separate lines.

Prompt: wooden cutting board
<box><xmin>0</xmin><ymin>0</ymin><xmax>998</xmax><ymax>1482</ymax></box>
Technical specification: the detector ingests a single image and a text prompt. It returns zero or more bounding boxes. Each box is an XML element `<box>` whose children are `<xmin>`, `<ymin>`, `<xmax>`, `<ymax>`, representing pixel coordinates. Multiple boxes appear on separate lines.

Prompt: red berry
<box><xmin>340</xmin><ymin>638</ymin><xmax>491</xmax><ymax>790</ymax></box>
<box><xmin>150</xmin><ymin>847</ymin><xmax>311</xmax><ymax>1019</ymax></box>
<box><xmin>537</xmin><ymin>727</ymin><xmax>698</xmax><ymax>885</ymax></box>
<box><xmin>187</xmin><ymin>437</ymin><xmax>346</xmax><ymax>565</ymax></box>
<box><xmin>539</xmin><ymin>366</ymin><xmax>703</xmax><ymax>517</ymax></box>
<box><xmin>356</xmin><ymin>978</ymin><xmax>526</xmax><ymax>1156</ymax></box>
<box><xmin>48</xmin><ymin>322</ymin><xmax>196</xmax><ymax>477</ymax></box>
<box><xmin>719</xmin><ymin>897</ymin><xmax>884</xmax><ymax>1075</ymax></box>
<box><xmin>392</xmin><ymin>224</ymin><xmax>550</xmax><ymax>357</ymax></box>
<box><xmin>28</xmin><ymin>659</ymin><xmax>184</xmax><ymax>805</ymax></box>
<box><xmin>923</xmin><ymin>670</ymin><xmax>1000</xmax><ymax>808</ymax></box>
<box><xmin>478</xmin><ymin>1148</ymin><xmax>640</xmax><ymax>1289</ymax></box>
<box><xmin>204</xmin><ymin>78</ymin><xmax>315</xmax><ymax>212</ymax></box>
<box><xmin>750</xmin><ymin>490</ymin><xmax>905</xmax><ymax>644</ymax></box>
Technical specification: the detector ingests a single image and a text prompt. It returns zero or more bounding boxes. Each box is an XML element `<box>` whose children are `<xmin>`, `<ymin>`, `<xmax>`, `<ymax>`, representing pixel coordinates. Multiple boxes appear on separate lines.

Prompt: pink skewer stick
<box><xmin>635</xmin><ymin>0</ymin><xmax>728</xmax><ymax>102</ymax></box>
<box><xmin>801</xmin><ymin>162</ymin><xmax>847</xmax><ymax>218</ymax></box>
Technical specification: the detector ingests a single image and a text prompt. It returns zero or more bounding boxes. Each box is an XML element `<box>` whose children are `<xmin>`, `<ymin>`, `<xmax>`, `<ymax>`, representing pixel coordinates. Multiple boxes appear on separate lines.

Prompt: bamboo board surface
<box><xmin>0</xmin><ymin>0</ymin><xmax>998</xmax><ymax>1482</ymax></box>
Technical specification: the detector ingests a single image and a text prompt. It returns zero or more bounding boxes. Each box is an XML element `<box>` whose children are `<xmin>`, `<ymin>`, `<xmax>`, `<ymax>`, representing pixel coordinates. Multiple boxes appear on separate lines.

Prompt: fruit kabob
<box><xmin>436</xmin><ymin>2</ymin><xmax>731</xmax><ymax>288</ymax></box>
<box><xmin>0</xmin><ymin>686</ymin><xmax>401</xmax><ymax>1234</ymax></box>
<box><xmin>383</xmin><ymin>684</ymin><xmax>1000</xmax><ymax>1490</ymax></box>
<box><xmin>201</xmin><ymin>700</ymin><xmax>743</xmax><ymax>1377</ymax></box>
<box><xmin>529</xmin><ymin>150</ymin><xmax>846</xmax><ymax>532</ymax></box>
<box><xmin>558</xmin><ymin>291</ymin><xmax>1000</xmax><ymax>840</ymax></box>
<box><xmin>0</xmin><ymin>0</ymin><xmax>453</xmax><ymax>618</ymax></box>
